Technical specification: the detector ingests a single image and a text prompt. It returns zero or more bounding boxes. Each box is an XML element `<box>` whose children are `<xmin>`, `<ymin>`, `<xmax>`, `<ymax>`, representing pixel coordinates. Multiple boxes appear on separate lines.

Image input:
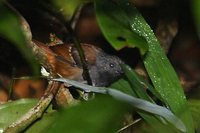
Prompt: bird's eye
<box><xmin>109</xmin><ymin>63</ymin><xmax>114</xmax><ymax>68</ymax></box>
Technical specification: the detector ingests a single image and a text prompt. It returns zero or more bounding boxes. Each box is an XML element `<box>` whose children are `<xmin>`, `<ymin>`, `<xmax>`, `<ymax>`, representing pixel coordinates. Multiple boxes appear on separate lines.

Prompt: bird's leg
<box><xmin>54</xmin><ymin>83</ymin><xmax>79</xmax><ymax>108</ymax></box>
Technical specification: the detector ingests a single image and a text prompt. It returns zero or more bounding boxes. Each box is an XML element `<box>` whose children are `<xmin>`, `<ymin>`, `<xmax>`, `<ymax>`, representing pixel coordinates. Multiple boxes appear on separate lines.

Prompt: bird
<box><xmin>33</xmin><ymin>40</ymin><xmax>123</xmax><ymax>87</ymax></box>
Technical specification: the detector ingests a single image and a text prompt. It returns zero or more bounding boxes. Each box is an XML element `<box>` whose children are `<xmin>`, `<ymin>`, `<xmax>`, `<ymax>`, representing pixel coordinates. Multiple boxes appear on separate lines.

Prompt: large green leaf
<box><xmin>48</xmin><ymin>95</ymin><xmax>129</xmax><ymax>133</ymax></box>
<box><xmin>0</xmin><ymin>99</ymin><xmax>57</xmax><ymax>133</ymax></box>
<box><xmin>121</xmin><ymin>2</ymin><xmax>194</xmax><ymax>132</ymax></box>
<box><xmin>95</xmin><ymin>0</ymin><xmax>148</xmax><ymax>54</ymax></box>
<box><xmin>95</xmin><ymin>0</ymin><xmax>194</xmax><ymax>132</ymax></box>
<box><xmin>0</xmin><ymin>99</ymin><xmax>38</xmax><ymax>131</ymax></box>
<box><xmin>0</xmin><ymin>2</ymin><xmax>39</xmax><ymax>75</ymax></box>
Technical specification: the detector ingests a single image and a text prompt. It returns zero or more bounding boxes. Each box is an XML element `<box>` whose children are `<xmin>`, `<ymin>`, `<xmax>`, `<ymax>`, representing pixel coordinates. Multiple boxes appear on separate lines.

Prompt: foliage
<box><xmin>95</xmin><ymin>0</ymin><xmax>148</xmax><ymax>54</ymax></box>
<box><xmin>96</xmin><ymin>0</ymin><xmax>193</xmax><ymax>132</ymax></box>
<box><xmin>1</xmin><ymin>0</ymin><xmax>200</xmax><ymax>133</ymax></box>
<box><xmin>0</xmin><ymin>1</ymin><xmax>39</xmax><ymax>75</ymax></box>
<box><xmin>48</xmin><ymin>95</ymin><xmax>129</xmax><ymax>133</ymax></box>
<box><xmin>193</xmin><ymin>0</ymin><xmax>200</xmax><ymax>37</ymax></box>
<box><xmin>0</xmin><ymin>99</ymin><xmax>38</xmax><ymax>131</ymax></box>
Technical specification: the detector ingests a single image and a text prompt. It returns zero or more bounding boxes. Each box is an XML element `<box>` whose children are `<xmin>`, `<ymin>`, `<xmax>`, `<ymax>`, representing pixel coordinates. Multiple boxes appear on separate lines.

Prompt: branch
<box><xmin>4</xmin><ymin>81</ymin><xmax>61</xmax><ymax>133</ymax></box>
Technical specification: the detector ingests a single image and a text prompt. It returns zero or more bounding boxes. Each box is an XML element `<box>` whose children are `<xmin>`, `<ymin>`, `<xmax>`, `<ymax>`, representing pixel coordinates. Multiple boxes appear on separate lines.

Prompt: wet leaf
<box><xmin>95</xmin><ymin>0</ymin><xmax>193</xmax><ymax>132</ymax></box>
<box><xmin>120</xmin><ymin>1</ymin><xmax>194</xmax><ymax>132</ymax></box>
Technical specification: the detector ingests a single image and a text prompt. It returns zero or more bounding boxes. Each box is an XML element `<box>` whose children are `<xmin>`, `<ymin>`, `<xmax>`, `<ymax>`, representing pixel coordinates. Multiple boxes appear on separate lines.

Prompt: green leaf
<box><xmin>25</xmin><ymin>108</ymin><xmax>57</xmax><ymax>133</ymax></box>
<box><xmin>117</xmin><ymin>1</ymin><xmax>194</xmax><ymax>132</ymax></box>
<box><xmin>188</xmin><ymin>99</ymin><xmax>200</xmax><ymax>132</ymax></box>
<box><xmin>96</xmin><ymin>0</ymin><xmax>193</xmax><ymax>132</ymax></box>
<box><xmin>121</xmin><ymin>64</ymin><xmax>153</xmax><ymax>102</ymax></box>
<box><xmin>0</xmin><ymin>99</ymin><xmax>58</xmax><ymax>133</ymax></box>
<box><xmin>111</xmin><ymin>66</ymin><xmax>181</xmax><ymax>133</ymax></box>
<box><xmin>192</xmin><ymin>0</ymin><xmax>200</xmax><ymax>37</ymax></box>
<box><xmin>0</xmin><ymin>99</ymin><xmax>38</xmax><ymax>131</ymax></box>
<box><xmin>0</xmin><ymin>2</ymin><xmax>39</xmax><ymax>75</ymax></box>
<box><xmin>121</xmin><ymin>64</ymin><xmax>163</xmax><ymax>101</ymax></box>
<box><xmin>95</xmin><ymin>0</ymin><xmax>148</xmax><ymax>54</ymax></box>
<box><xmin>48</xmin><ymin>95</ymin><xmax>129</xmax><ymax>133</ymax></box>
<box><xmin>111</xmin><ymin>78</ymin><xmax>174</xmax><ymax>133</ymax></box>
<box><xmin>53</xmin><ymin>0</ymin><xmax>86</xmax><ymax>21</ymax></box>
<box><xmin>111</xmin><ymin>78</ymin><xmax>135</xmax><ymax>96</ymax></box>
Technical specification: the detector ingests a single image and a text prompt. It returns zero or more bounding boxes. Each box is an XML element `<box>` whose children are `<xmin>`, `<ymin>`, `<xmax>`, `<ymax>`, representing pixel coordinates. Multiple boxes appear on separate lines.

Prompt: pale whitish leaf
<box><xmin>53</xmin><ymin>78</ymin><xmax>186</xmax><ymax>132</ymax></box>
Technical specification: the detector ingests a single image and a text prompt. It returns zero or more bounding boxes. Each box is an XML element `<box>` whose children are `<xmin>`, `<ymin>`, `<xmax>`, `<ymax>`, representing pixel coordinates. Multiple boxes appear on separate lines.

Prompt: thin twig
<box><xmin>8</xmin><ymin>68</ymin><xmax>16</xmax><ymax>99</ymax></box>
<box><xmin>64</xmin><ymin>4</ymin><xmax>92</xmax><ymax>85</ymax></box>
<box><xmin>65</xmin><ymin>23</ymin><xmax>93</xmax><ymax>85</ymax></box>
<box><xmin>117</xmin><ymin>118</ymin><xmax>142</xmax><ymax>133</ymax></box>
<box><xmin>70</xmin><ymin>4</ymin><xmax>84</xmax><ymax>30</ymax></box>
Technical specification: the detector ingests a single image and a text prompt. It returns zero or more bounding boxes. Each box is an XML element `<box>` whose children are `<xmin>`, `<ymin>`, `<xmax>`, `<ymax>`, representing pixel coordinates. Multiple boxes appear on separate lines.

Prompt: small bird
<box><xmin>33</xmin><ymin>40</ymin><xmax>123</xmax><ymax>87</ymax></box>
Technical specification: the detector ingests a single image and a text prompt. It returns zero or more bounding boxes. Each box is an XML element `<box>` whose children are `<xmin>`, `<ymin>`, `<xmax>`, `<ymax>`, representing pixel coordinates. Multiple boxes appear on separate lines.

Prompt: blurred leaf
<box><xmin>0</xmin><ymin>99</ymin><xmax>38</xmax><ymax>131</ymax></box>
<box><xmin>95</xmin><ymin>0</ymin><xmax>148</xmax><ymax>54</ymax></box>
<box><xmin>0</xmin><ymin>2</ymin><xmax>39</xmax><ymax>75</ymax></box>
<box><xmin>111</xmin><ymin>78</ymin><xmax>135</xmax><ymax>96</ymax></box>
<box><xmin>192</xmin><ymin>0</ymin><xmax>200</xmax><ymax>37</ymax></box>
<box><xmin>48</xmin><ymin>95</ymin><xmax>129</xmax><ymax>133</ymax></box>
<box><xmin>0</xmin><ymin>99</ymin><xmax>58</xmax><ymax>133</ymax></box>
<box><xmin>188</xmin><ymin>99</ymin><xmax>200</xmax><ymax>132</ymax></box>
<box><xmin>53</xmin><ymin>0</ymin><xmax>87</xmax><ymax>21</ymax></box>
